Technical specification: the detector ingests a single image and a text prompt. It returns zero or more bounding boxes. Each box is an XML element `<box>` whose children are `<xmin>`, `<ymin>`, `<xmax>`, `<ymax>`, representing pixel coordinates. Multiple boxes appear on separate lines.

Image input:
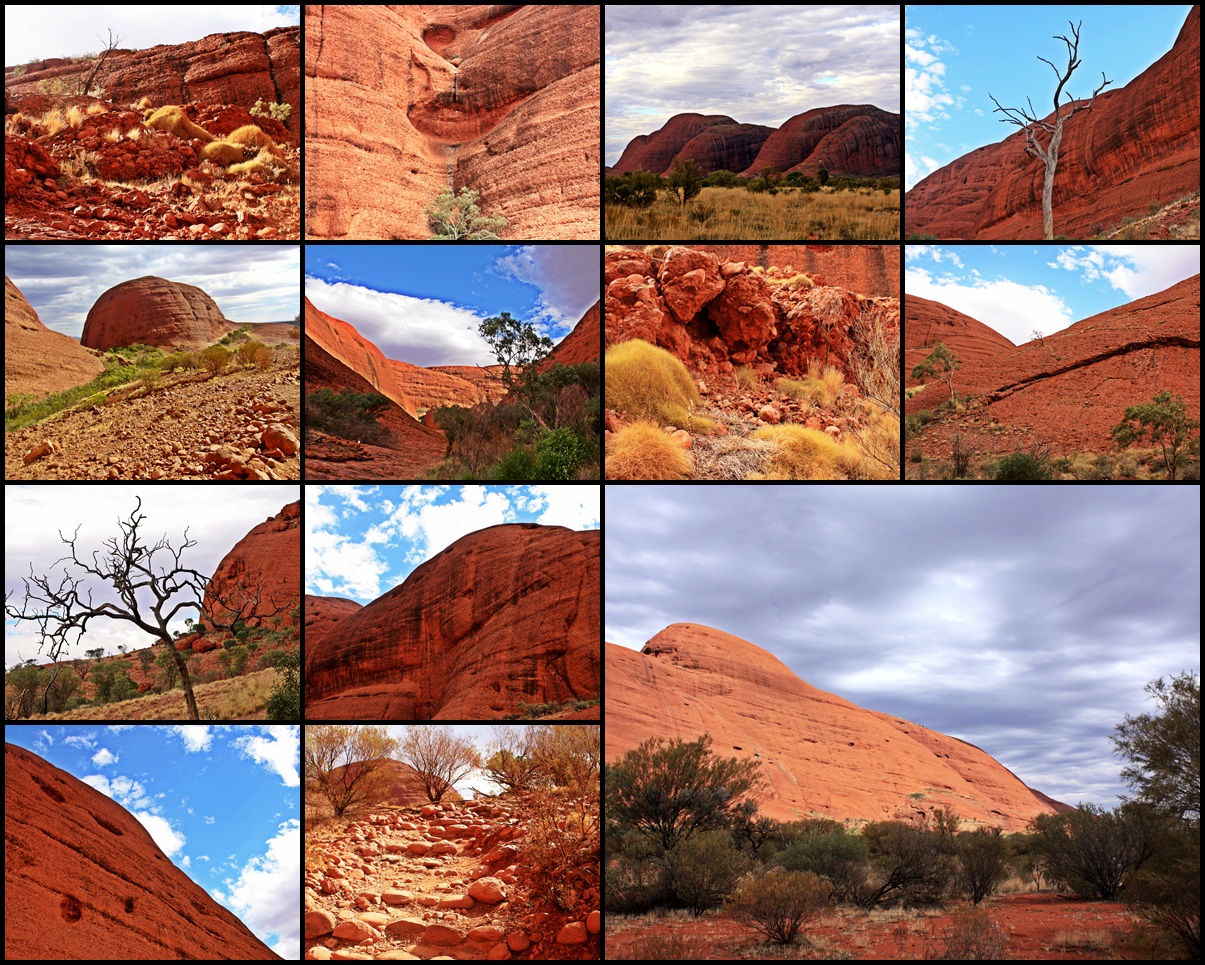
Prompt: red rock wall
<box><xmin>905</xmin><ymin>6</ymin><xmax>1200</xmax><ymax>238</ymax></box>
<box><xmin>5</xmin><ymin>274</ymin><xmax>103</xmax><ymax>398</ymax></box>
<box><xmin>4</xmin><ymin>743</ymin><xmax>280</xmax><ymax>960</ymax></box>
<box><xmin>609</xmin><ymin>113</ymin><xmax>738</xmax><ymax>175</ymax></box>
<box><xmin>305</xmin><ymin>524</ymin><xmax>600</xmax><ymax>720</ymax></box>
<box><xmin>202</xmin><ymin>501</ymin><xmax>301</xmax><ymax>632</ymax></box>
<box><xmin>739</xmin><ymin>105</ymin><xmax>902</xmax><ymax>178</ymax></box>
<box><xmin>81</xmin><ymin>275</ymin><xmax>233</xmax><ymax>351</ymax></box>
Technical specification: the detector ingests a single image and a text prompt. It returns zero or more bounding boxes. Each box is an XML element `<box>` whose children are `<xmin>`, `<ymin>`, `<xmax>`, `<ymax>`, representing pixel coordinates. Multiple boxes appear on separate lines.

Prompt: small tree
<box><xmin>1112</xmin><ymin>672</ymin><xmax>1200</xmax><ymax>824</ymax></box>
<box><xmin>426</xmin><ymin>186</ymin><xmax>507</xmax><ymax>240</ymax></box>
<box><xmin>911</xmin><ymin>342</ymin><xmax>961</xmax><ymax>403</ymax></box>
<box><xmin>305</xmin><ymin>725</ymin><xmax>399</xmax><ymax>816</ymax></box>
<box><xmin>91</xmin><ymin>660</ymin><xmax>136</xmax><ymax>704</ymax></box>
<box><xmin>1029</xmin><ymin>804</ymin><xmax>1154</xmax><ymax>898</ymax></box>
<box><xmin>394</xmin><ymin>726</ymin><xmax>481</xmax><ymax>803</ymax></box>
<box><xmin>156</xmin><ymin>648</ymin><xmax>180</xmax><ymax>690</ymax></box>
<box><xmin>669</xmin><ymin>830</ymin><xmax>752</xmax><ymax>916</ymax></box>
<box><xmin>478</xmin><ymin>311</ymin><xmax>554</xmax><ymax>424</ymax></box>
<box><xmin>1111</xmin><ymin>391</ymin><xmax>1200</xmax><ymax>481</ymax></box>
<box><xmin>265</xmin><ymin>649</ymin><xmax>300</xmax><ymax>721</ymax></box>
<box><xmin>957</xmin><ymin>828</ymin><xmax>1008</xmax><ymax>904</ymax></box>
<box><xmin>990</xmin><ymin>21</ymin><xmax>1112</xmax><ymax>239</ymax></box>
<box><xmin>725</xmin><ymin>869</ymin><xmax>832</xmax><ymax>945</ymax></box>
<box><xmin>667</xmin><ymin>157</ymin><xmax>704</xmax><ymax>208</ymax></box>
<box><xmin>79</xmin><ymin>28</ymin><xmax>121</xmax><ymax>97</ymax></box>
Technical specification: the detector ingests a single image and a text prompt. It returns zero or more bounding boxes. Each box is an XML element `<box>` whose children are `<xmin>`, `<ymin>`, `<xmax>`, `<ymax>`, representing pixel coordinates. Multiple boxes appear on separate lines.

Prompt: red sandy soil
<box><xmin>605</xmin><ymin>892</ymin><xmax>1144</xmax><ymax>960</ymax></box>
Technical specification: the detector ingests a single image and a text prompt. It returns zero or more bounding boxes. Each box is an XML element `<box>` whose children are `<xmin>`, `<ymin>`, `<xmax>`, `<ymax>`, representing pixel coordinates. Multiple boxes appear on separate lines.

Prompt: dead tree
<box><xmin>79</xmin><ymin>28</ymin><xmax>122</xmax><ymax>98</ymax></box>
<box><xmin>989</xmin><ymin>21</ymin><xmax>1112</xmax><ymax>239</ymax></box>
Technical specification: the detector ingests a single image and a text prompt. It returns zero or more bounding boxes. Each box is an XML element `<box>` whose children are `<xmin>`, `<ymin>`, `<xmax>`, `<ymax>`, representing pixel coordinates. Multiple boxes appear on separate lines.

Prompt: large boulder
<box><xmin>81</xmin><ymin>276</ymin><xmax>233</xmax><ymax>351</ymax></box>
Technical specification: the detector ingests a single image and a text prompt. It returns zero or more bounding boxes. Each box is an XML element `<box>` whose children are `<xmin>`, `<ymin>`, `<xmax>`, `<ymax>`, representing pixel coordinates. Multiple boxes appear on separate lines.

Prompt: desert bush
<box><xmin>1029</xmin><ymin>804</ymin><xmax>1154</xmax><ymax>898</ymax></box>
<box><xmin>993</xmin><ymin>451</ymin><xmax>1052</xmax><ymax>480</ymax></box>
<box><xmin>200</xmin><ymin>345</ymin><xmax>232</xmax><ymax>374</ymax></box>
<box><xmin>605</xmin><ymin>338</ymin><xmax>702</xmax><ymax>428</ymax></box>
<box><xmin>735</xmin><ymin>366</ymin><xmax>759</xmax><ymax>389</ymax></box>
<box><xmin>606</xmin><ymin>837</ymin><xmax>674</xmax><ymax>914</ymax></box>
<box><xmin>956</xmin><ymin>828</ymin><xmax>1008</xmax><ymax>904</ymax></box>
<box><xmin>235</xmin><ymin>339</ymin><xmax>268</xmax><ymax>367</ymax></box>
<box><xmin>668</xmin><ymin>829</ymin><xmax>753</xmax><ymax>916</ymax></box>
<box><xmin>923</xmin><ymin>907</ymin><xmax>1008</xmax><ymax>960</ymax></box>
<box><xmin>725</xmin><ymin>869</ymin><xmax>832</xmax><ymax>945</ymax></box>
<box><xmin>306</xmin><ymin>388</ymin><xmax>390</xmax><ymax>445</ymax></box>
<box><xmin>90</xmin><ymin>660</ymin><xmax>136</xmax><ymax>704</ymax></box>
<box><xmin>853</xmin><ymin>822</ymin><xmax>956</xmax><ymax>908</ymax></box>
<box><xmin>604</xmin><ymin>168</ymin><xmax>661</xmax><ymax>208</ymax></box>
<box><xmin>605</xmin><ymin>422</ymin><xmax>692</xmax><ymax>480</ymax></box>
<box><xmin>781</xmin><ymin>831</ymin><xmax>870</xmax><ymax>902</ymax></box>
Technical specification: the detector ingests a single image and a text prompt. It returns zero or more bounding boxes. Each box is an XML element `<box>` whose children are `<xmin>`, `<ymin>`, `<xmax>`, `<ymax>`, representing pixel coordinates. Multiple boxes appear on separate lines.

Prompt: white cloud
<box><xmin>233</xmin><ymin>727</ymin><xmax>300</xmax><ymax>787</ymax></box>
<box><xmin>182</xmin><ymin>855</ymin><xmax>192</xmax><ymax>868</ymax></box>
<box><xmin>530</xmin><ymin>486</ymin><xmax>601</xmax><ymax>531</ymax></box>
<box><xmin>1045</xmin><ymin>246</ymin><xmax>1201</xmax><ymax>300</ymax></box>
<box><xmin>136</xmin><ymin>811</ymin><xmax>186</xmax><ymax>857</ymax></box>
<box><xmin>166</xmin><ymin>725</ymin><xmax>213</xmax><ymax>753</ymax></box>
<box><xmin>205</xmin><ymin>816</ymin><xmax>216</xmax><ymax>826</ymax></box>
<box><xmin>63</xmin><ymin>734</ymin><xmax>95</xmax><ymax>750</ymax></box>
<box><xmin>491</xmin><ymin>247</ymin><xmax>600</xmax><ymax>341</ymax></box>
<box><xmin>217</xmin><ymin>821</ymin><xmax>301</xmax><ymax>961</ymax></box>
<box><xmin>906</xmin><ymin>267</ymin><xmax>1075</xmax><ymax>344</ymax></box>
<box><xmin>92</xmin><ymin>747</ymin><xmax>118</xmax><ymax>766</ymax></box>
<box><xmin>904</xmin><ymin>29</ymin><xmax>957</xmax><ymax>129</ymax></box>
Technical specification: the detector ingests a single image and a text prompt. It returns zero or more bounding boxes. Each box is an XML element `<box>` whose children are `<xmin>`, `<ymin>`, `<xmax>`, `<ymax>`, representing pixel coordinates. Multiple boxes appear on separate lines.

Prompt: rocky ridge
<box><xmin>305</xmin><ymin>797</ymin><xmax>599</xmax><ymax>960</ymax></box>
<box><xmin>606</xmin><ymin>624</ymin><xmax>1068</xmax><ymax>831</ymax></box>
<box><xmin>305</xmin><ymin>524</ymin><xmax>601</xmax><ymax>720</ymax></box>
<box><xmin>904</xmin><ymin>6</ymin><xmax>1200</xmax><ymax>238</ymax></box>
<box><xmin>5</xmin><ymin>742</ymin><xmax>280</xmax><ymax>960</ymax></box>
<box><xmin>4</xmin><ymin>274</ymin><xmax>104</xmax><ymax>399</ymax></box>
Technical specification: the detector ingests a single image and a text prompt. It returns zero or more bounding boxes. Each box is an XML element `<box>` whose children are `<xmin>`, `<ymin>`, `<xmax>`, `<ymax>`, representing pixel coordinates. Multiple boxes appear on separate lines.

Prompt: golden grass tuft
<box><xmin>103</xmin><ymin>128</ymin><xmax>122</xmax><ymax>144</ymax></box>
<box><xmin>65</xmin><ymin>104</ymin><xmax>84</xmax><ymax>128</ymax></box>
<box><xmin>606</xmin><ymin>422</ymin><xmax>692</xmax><ymax>479</ymax></box>
<box><xmin>227</xmin><ymin>149</ymin><xmax>299</xmax><ymax>184</ymax></box>
<box><xmin>42</xmin><ymin>108</ymin><xmax>67</xmax><ymax>136</ymax></box>
<box><xmin>85</xmin><ymin>102</ymin><xmax>107</xmax><ymax>115</ymax></box>
<box><xmin>135</xmin><ymin>95</ymin><xmax>153</xmax><ymax>110</ymax></box>
<box><xmin>143</xmin><ymin>105</ymin><xmax>213</xmax><ymax>142</ymax></box>
<box><xmin>605</xmin><ymin>338</ymin><xmax>702</xmax><ymax>428</ymax></box>
<box><xmin>734</xmin><ymin>366</ymin><xmax>759</xmax><ymax>389</ymax></box>
<box><xmin>200</xmin><ymin>140</ymin><xmax>247</xmax><ymax>166</ymax></box>
<box><xmin>749</xmin><ymin>425</ymin><xmax>863</xmax><ymax>479</ymax></box>
<box><xmin>224</xmin><ymin>123</ymin><xmax>281</xmax><ymax>154</ymax></box>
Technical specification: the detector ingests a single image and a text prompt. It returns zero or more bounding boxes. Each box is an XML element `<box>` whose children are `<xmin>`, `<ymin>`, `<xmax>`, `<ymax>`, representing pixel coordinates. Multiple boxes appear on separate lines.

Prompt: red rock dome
<box><xmin>81</xmin><ymin>275</ymin><xmax>234</xmax><ymax>351</ymax></box>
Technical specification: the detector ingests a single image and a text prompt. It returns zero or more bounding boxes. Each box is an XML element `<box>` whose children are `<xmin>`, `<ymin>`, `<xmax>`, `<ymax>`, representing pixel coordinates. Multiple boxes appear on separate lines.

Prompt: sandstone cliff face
<box><xmin>5</xmin><ymin>274</ymin><xmax>103</xmax><ymax>398</ymax></box>
<box><xmin>905</xmin><ymin>6</ymin><xmax>1200</xmax><ymax>238</ymax></box>
<box><xmin>740</xmin><ymin>105</ymin><xmax>902</xmax><ymax>178</ymax></box>
<box><xmin>305</xmin><ymin>523</ymin><xmax>601</xmax><ymax>720</ymax></box>
<box><xmin>697</xmin><ymin>244</ymin><xmax>901</xmax><ymax>298</ymax></box>
<box><xmin>201</xmin><ymin>501</ymin><xmax>301</xmax><ymax>633</ymax></box>
<box><xmin>305</xmin><ymin>594</ymin><xmax>364</xmax><ymax>648</ymax></box>
<box><xmin>305</xmin><ymin>4</ymin><xmax>599</xmax><ymax>240</ymax></box>
<box><xmin>904</xmin><ymin>294</ymin><xmax>1017</xmax><ymax>403</ymax></box>
<box><xmin>605</xmin><ymin>625</ymin><xmax>1066</xmax><ymax>831</ymax></box>
<box><xmin>4</xmin><ymin>743</ymin><xmax>280</xmax><ymax>960</ymax></box>
<box><xmin>6</xmin><ymin>27</ymin><xmax>301</xmax><ymax>143</ymax></box>
<box><xmin>673</xmin><ymin>123</ymin><xmax>775</xmax><ymax>176</ymax></box>
<box><xmin>544</xmin><ymin>300</ymin><xmax>602</xmax><ymax>368</ymax></box>
<box><xmin>388</xmin><ymin>358</ymin><xmax>505</xmax><ymax>412</ymax></box>
<box><xmin>605</xmin><ymin>245</ymin><xmax>899</xmax><ymax>382</ymax></box>
<box><xmin>81</xmin><ymin>276</ymin><xmax>233</xmax><ymax>351</ymax></box>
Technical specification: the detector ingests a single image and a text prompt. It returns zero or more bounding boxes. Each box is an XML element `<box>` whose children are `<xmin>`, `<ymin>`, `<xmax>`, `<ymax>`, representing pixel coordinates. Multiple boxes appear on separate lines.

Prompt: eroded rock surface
<box><xmin>81</xmin><ymin>275</ymin><xmax>234</xmax><ymax>351</ymax></box>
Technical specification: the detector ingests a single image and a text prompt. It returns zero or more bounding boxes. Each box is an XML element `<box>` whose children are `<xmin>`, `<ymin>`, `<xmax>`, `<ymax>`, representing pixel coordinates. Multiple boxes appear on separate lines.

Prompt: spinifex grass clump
<box><xmin>605</xmin><ymin>338</ymin><xmax>711</xmax><ymax>431</ymax></box>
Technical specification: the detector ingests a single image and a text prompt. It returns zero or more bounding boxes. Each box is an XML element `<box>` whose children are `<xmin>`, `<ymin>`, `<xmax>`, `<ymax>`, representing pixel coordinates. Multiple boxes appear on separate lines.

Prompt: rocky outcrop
<box><xmin>544</xmin><ymin>300</ymin><xmax>601</xmax><ymax>368</ymax></box>
<box><xmin>906</xmin><ymin>275</ymin><xmax>1201</xmax><ymax>456</ymax></box>
<box><xmin>606</xmin><ymin>625</ymin><xmax>1068</xmax><ymax>831</ymax></box>
<box><xmin>305</xmin><ymin>5</ymin><xmax>599</xmax><ymax>240</ymax></box>
<box><xmin>81</xmin><ymin>276</ymin><xmax>233</xmax><ymax>351</ymax></box>
<box><xmin>905</xmin><ymin>6</ymin><xmax>1200</xmax><ymax>238</ymax></box>
<box><xmin>605</xmin><ymin>245</ymin><xmax>899</xmax><ymax>381</ymax></box>
<box><xmin>201</xmin><ymin>501</ymin><xmax>301</xmax><ymax>631</ymax></box>
<box><xmin>5</xmin><ymin>274</ymin><xmax>103</xmax><ymax>399</ymax></box>
<box><xmin>388</xmin><ymin>359</ymin><xmax>504</xmax><ymax>412</ymax></box>
<box><xmin>740</xmin><ymin>105</ymin><xmax>902</xmax><ymax>178</ymax></box>
<box><xmin>609</xmin><ymin>113</ymin><xmax>738</xmax><ymax>175</ymax></box>
<box><xmin>699</xmin><ymin>244</ymin><xmax>901</xmax><ymax>298</ymax></box>
<box><xmin>305</xmin><ymin>523</ymin><xmax>601</xmax><ymax>720</ymax></box>
<box><xmin>673</xmin><ymin>123</ymin><xmax>775</xmax><ymax>176</ymax></box>
<box><xmin>6</xmin><ymin>27</ymin><xmax>301</xmax><ymax>143</ymax></box>
<box><xmin>904</xmin><ymin>294</ymin><xmax>1017</xmax><ymax>404</ymax></box>
<box><xmin>4</xmin><ymin>743</ymin><xmax>280</xmax><ymax>960</ymax></box>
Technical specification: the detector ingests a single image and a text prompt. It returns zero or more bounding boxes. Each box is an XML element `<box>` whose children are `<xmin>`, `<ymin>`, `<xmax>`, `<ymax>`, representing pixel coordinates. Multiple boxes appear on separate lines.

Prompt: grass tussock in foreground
<box><xmin>606</xmin><ymin>185</ymin><xmax>900</xmax><ymax>241</ymax></box>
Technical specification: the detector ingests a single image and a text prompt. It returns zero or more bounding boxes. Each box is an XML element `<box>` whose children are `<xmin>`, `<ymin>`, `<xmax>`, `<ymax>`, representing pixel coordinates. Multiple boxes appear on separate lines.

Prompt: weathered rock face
<box><xmin>544</xmin><ymin>300</ymin><xmax>601</xmax><ymax>368</ymax></box>
<box><xmin>6</xmin><ymin>28</ymin><xmax>301</xmax><ymax>143</ymax></box>
<box><xmin>201</xmin><ymin>501</ymin><xmax>301</xmax><ymax>632</ymax></box>
<box><xmin>667</xmin><ymin>244</ymin><xmax>901</xmax><ymax>298</ymax></box>
<box><xmin>305</xmin><ymin>595</ymin><xmax>364</xmax><ymax>648</ymax></box>
<box><xmin>905</xmin><ymin>6</ymin><xmax>1199</xmax><ymax>238</ymax></box>
<box><xmin>740</xmin><ymin>105</ymin><xmax>902</xmax><ymax>178</ymax></box>
<box><xmin>305</xmin><ymin>524</ymin><xmax>601</xmax><ymax>720</ymax></box>
<box><xmin>388</xmin><ymin>358</ymin><xmax>504</xmax><ymax>412</ymax></box>
<box><xmin>305</xmin><ymin>4</ymin><xmax>599</xmax><ymax>240</ymax></box>
<box><xmin>609</xmin><ymin>113</ymin><xmax>738</xmax><ymax>175</ymax></box>
<box><xmin>5</xmin><ymin>274</ymin><xmax>103</xmax><ymax>399</ymax></box>
<box><xmin>606</xmin><ymin>625</ymin><xmax>1068</xmax><ymax>831</ymax></box>
<box><xmin>605</xmin><ymin>245</ymin><xmax>899</xmax><ymax>381</ymax></box>
<box><xmin>81</xmin><ymin>276</ymin><xmax>233</xmax><ymax>351</ymax></box>
<box><xmin>673</xmin><ymin>123</ymin><xmax>776</xmax><ymax>176</ymax></box>
<box><xmin>4</xmin><ymin>743</ymin><xmax>280</xmax><ymax>960</ymax></box>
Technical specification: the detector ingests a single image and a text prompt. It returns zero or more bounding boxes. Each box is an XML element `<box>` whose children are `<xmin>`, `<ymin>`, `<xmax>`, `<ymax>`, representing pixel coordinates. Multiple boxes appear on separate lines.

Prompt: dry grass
<box><xmin>605</xmin><ymin>422</ymin><xmax>693</xmax><ymax>480</ymax></box>
<box><xmin>749</xmin><ymin>424</ymin><xmax>865</xmax><ymax>480</ymax></box>
<box><xmin>1051</xmin><ymin>928</ymin><xmax>1114</xmax><ymax>952</ymax></box>
<box><xmin>606</xmin><ymin>185</ymin><xmax>900</xmax><ymax>241</ymax></box>
<box><xmin>37</xmin><ymin>668</ymin><xmax>279</xmax><ymax>720</ymax></box>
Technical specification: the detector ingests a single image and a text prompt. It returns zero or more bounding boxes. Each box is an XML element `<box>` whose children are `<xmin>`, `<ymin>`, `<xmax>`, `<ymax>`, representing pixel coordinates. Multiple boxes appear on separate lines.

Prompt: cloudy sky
<box><xmin>605</xmin><ymin>485</ymin><xmax>1200</xmax><ymax>810</ymax></box>
<box><xmin>5</xmin><ymin>724</ymin><xmax>300</xmax><ymax>958</ymax></box>
<box><xmin>905</xmin><ymin>5</ymin><xmax>1193</xmax><ymax>189</ymax></box>
<box><xmin>906</xmin><ymin>244</ymin><xmax>1201</xmax><ymax>344</ymax></box>
<box><xmin>605</xmin><ymin>5</ymin><xmax>900</xmax><ymax>166</ymax></box>
<box><xmin>307</xmin><ymin>485</ymin><xmax>601</xmax><ymax>604</ymax></box>
<box><xmin>304</xmin><ymin>245</ymin><xmax>600</xmax><ymax>367</ymax></box>
<box><xmin>4</xmin><ymin>485</ymin><xmax>299</xmax><ymax>668</ymax></box>
<box><xmin>4</xmin><ymin>245</ymin><xmax>300</xmax><ymax>338</ymax></box>
<box><xmin>4</xmin><ymin>5</ymin><xmax>299</xmax><ymax>65</ymax></box>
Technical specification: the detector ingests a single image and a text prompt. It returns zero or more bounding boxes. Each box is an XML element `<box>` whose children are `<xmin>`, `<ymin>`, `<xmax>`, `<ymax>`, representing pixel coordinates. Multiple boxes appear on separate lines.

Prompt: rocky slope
<box><xmin>5</xmin><ymin>743</ymin><xmax>280</xmax><ymax>960</ymax></box>
<box><xmin>82</xmin><ymin>276</ymin><xmax>234</xmax><ymax>351</ymax></box>
<box><xmin>606</xmin><ymin>625</ymin><xmax>1067</xmax><ymax>831</ymax></box>
<box><xmin>5</xmin><ymin>274</ymin><xmax>103</xmax><ymax>399</ymax></box>
<box><xmin>305</xmin><ymin>796</ymin><xmax>599</xmax><ymax>960</ymax></box>
<box><xmin>305</xmin><ymin>524</ymin><xmax>600</xmax><ymax>720</ymax></box>
<box><xmin>906</xmin><ymin>274</ymin><xmax>1201</xmax><ymax>458</ymax></box>
<box><xmin>905</xmin><ymin>6</ymin><xmax>1200</xmax><ymax>239</ymax></box>
<box><xmin>305</xmin><ymin>4</ymin><xmax>600</xmax><ymax>240</ymax></box>
<box><xmin>689</xmin><ymin>244</ymin><xmax>901</xmax><ymax>298</ymax></box>
<box><xmin>904</xmin><ymin>294</ymin><xmax>1017</xmax><ymax>393</ymax></box>
<box><xmin>611</xmin><ymin>105</ymin><xmax>901</xmax><ymax>178</ymax></box>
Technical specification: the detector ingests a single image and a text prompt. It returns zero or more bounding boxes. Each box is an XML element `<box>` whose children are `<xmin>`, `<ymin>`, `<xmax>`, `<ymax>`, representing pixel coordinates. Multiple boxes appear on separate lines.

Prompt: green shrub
<box><xmin>724</xmin><ymin>869</ymin><xmax>832</xmax><ymax>945</ymax></box>
<box><xmin>669</xmin><ymin>830</ymin><xmax>752</xmax><ymax>916</ymax></box>
<box><xmin>781</xmin><ymin>832</ymin><xmax>869</xmax><ymax>902</ymax></box>
<box><xmin>604</xmin><ymin>169</ymin><xmax>661</xmax><ymax>208</ymax></box>
<box><xmin>305</xmin><ymin>388</ymin><xmax>390</xmax><ymax>444</ymax></box>
<box><xmin>994</xmin><ymin>452</ymin><xmax>1052</xmax><ymax>480</ymax></box>
<box><xmin>534</xmin><ymin>427</ymin><xmax>587</xmax><ymax>480</ymax></box>
<box><xmin>200</xmin><ymin>345</ymin><xmax>232</xmax><ymax>373</ymax></box>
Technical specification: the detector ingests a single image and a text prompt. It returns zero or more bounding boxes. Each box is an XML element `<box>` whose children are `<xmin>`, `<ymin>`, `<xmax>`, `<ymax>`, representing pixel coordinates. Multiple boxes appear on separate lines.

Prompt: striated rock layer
<box><xmin>696</xmin><ymin>244</ymin><xmax>900</xmax><ymax>298</ymax></box>
<box><xmin>4</xmin><ymin>743</ymin><xmax>280</xmax><ymax>960</ymax></box>
<box><xmin>305</xmin><ymin>594</ymin><xmax>364</xmax><ymax>649</ymax></box>
<box><xmin>740</xmin><ymin>105</ymin><xmax>901</xmax><ymax>178</ymax></box>
<box><xmin>609</xmin><ymin>113</ymin><xmax>738</xmax><ymax>175</ymax></box>
<box><xmin>306</xmin><ymin>523</ymin><xmax>600</xmax><ymax>720</ymax></box>
<box><xmin>544</xmin><ymin>299</ymin><xmax>601</xmax><ymax>368</ymax></box>
<box><xmin>905</xmin><ymin>6</ymin><xmax>1200</xmax><ymax>238</ymax></box>
<box><xmin>5</xmin><ymin>274</ymin><xmax>103</xmax><ymax>399</ymax></box>
<box><xmin>81</xmin><ymin>276</ymin><xmax>233</xmax><ymax>352</ymax></box>
<box><xmin>305</xmin><ymin>4</ymin><xmax>599</xmax><ymax>239</ymax></box>
<box><xmin>606</xmin><ymin>625</ymin><xmax>1068</xmax><ymax>831</ymax></box>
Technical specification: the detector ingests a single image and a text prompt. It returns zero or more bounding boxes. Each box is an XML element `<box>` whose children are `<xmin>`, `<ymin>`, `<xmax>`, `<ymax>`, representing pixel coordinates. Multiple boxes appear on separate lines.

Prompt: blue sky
<box><xmin>304</xmin><ymin>245</ymin><xmax>600</xmax><ymax>367</ymax></box>
<box><xmin>307</xmin><ymin>485</ymin><xmax>600</xmax><ymax>604</ymax></box>
<box><xmin>5</xmin><ymin>724</ymin><xmax>300</xmax><ymax>959</ymax></box>
<box><xmin>905</xmin><ymin>244</ymin><xmax>1200</xmax><ymax>343</ymax></box>
<box><xmin>606</xmin><ymin>5</ymin><xmax>900</xmax><ymax>166</ymax></box>
<box><xmin>5</xmin><ymin>6</ymin><xmax>299</xmax><ymax>64</ymax></box>
<box><xmin>5</xmin><ymin>245</ymin><xmax>300</xmax><ymax>338</ymax></box>
<box><xmin>905</xmin><ymin>5</ymin><xmax>1194</xmax><ymax>189</ymax></box>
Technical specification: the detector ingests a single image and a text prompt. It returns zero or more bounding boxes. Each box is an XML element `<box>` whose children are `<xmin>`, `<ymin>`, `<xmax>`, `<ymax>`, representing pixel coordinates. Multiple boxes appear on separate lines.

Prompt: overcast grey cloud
<box><xmin>5</xmin><ymin>485</ymin><xmax>299</xmax><ymax>668</ymax></box>
<box><xmin>605</xmin><ymin>5</ymin><xmax>900</xmax><ymax>166</ymax></box>
<box><xmin>4</xmin><ymin>244</ymin><xmax>300</xmax><ymax>338</ymax></box>
<box><xmin>605</xmin><ymin>485</ymin><xmax>1200</xmax><ymax>810</ymax></box>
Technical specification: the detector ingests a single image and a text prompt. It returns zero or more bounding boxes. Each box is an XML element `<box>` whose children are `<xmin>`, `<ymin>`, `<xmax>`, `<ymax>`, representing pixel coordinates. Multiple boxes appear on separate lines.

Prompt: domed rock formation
<box><xmin>905</xmin><ymin>5</ymin><xmax>1199</xmax><ymax>238</ymax></box>
<box><xmin>543</xmin><ymin>299</ymin><xmax>601</xmax><ymax>369</ymax></box>
<box><xmin>81</xmin><ymin>276</ymin><xmax>234</xmax><ymax>352</ymax></box>
<box><xmin>4</xmin><ymin>743</ymin><xmax>280</xmax><ymax>960</ymax></box>
<box><xmin>609</xmin><ymin>113</ymin><xmax>739</xmax><ymax>176</ymax></box>
<box><xmin>305</xmin><ymin>594</ymin><xmax>365</xmax><ymax>647</ymax></box>
<box><xmin>5</xmin><ymin>274</ymin><xmax>103</xmax><ymax>399</ymax></box>
<box><xmin>672</xmin><ymin>122</ymin><xmax>776</xmax><ymax>176</ymax></box>
<box><xmin>606</xmin><ymin>624</ymin><xmax>1069</xmax><ymax>831</ymax></box>
<box><xmin>202</xmin><ymin>501</ymin><xmax>301</xmax><ymax>628</ymax></box>
<box><xmin>305</xmin><ymin>523</ymin><xmax>600</xmax><ymax>720</ymax></box>
<box><xmin>739</xmin><ymin>104</ymin><xmax>902</xmax><ymax>178</ymax></box>
<box><xmin>904</xmin><ymin>294</ymin><xmax>1017</xmax><ymax>398</ymax></box>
